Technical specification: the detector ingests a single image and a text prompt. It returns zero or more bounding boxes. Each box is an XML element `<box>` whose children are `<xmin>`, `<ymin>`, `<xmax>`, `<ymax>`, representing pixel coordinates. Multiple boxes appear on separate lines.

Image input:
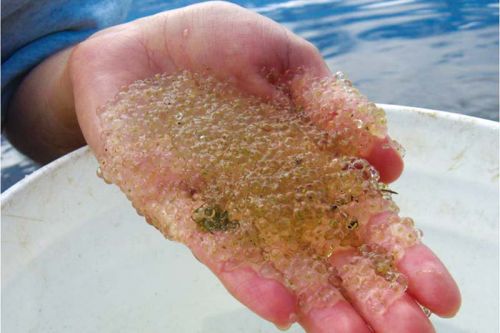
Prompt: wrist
<box><xmin>6</xmin><ymin>46</ymin><xmax>85</xmax><ymax>164</ymax></box>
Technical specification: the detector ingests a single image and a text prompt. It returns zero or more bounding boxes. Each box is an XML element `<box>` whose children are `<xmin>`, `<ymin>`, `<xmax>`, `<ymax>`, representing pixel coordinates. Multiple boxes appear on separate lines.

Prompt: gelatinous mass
<box><xmin>97</xmin><ymin>71</ymin><xmax>419</xmax><ymax>313</ymax></box>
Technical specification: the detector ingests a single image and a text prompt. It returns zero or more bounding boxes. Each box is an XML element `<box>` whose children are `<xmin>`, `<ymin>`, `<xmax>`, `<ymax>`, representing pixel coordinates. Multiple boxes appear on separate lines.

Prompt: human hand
<box><xmin>69</xmin><ymin>2</ymin><xmax>460</xmax><ymax>332</ymax></box>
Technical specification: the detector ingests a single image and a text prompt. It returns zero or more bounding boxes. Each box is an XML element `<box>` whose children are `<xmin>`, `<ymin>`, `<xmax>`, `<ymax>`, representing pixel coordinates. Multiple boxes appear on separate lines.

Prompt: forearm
<box><xmin>5</xmin><ymin>46</ymin><xmax>85</xmax><ymax>164</ymax></box>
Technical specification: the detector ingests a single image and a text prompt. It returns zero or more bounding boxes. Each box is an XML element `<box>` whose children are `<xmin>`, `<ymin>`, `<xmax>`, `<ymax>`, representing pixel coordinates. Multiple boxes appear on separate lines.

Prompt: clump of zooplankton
<box><xmin>97</xmin><ymin>71</ymin><xmax>420</xmax><ymax>313</ymax></box>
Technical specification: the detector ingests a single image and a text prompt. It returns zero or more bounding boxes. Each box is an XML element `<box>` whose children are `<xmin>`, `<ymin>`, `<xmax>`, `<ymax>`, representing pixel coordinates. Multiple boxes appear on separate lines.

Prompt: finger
<box><xmin>365</xmin><ymin>213</ymin><xmax>461</xmax><ymax>317</ymax></box>
<box><xmin>189</xmin><ymin>244</ymin><xmax>298</xmax><ymax>329</ymax></box>
<box><xmin>397</xmin><ymin>244</ymin><xmax>461</xmax><ymax>317</ymax></box>
<box><xmin>362</xmin><ymin>136</ymin><xmax>404</xmax><ymax>183</ymax></box>
<box><xmin>299</xmin><ymin>299</ymin><xmax>372</xmax><ymax>333</ymax></box>
<box><xmin>286</xmin><ymin>36</ymin><xmax>331</xmax><ymax>78</ymax></box>
<box><xmin>331</xmin><ymin>250</ymin><xmax>435</xmax><ymax>333</ymax></box>
<box><xmin>288</xmin><ymin>74</ymin><xmax>404</xmax><ymax>183</ymax></box>
<box><xmin>218</xmin><ymin>267</ymin><xmax>298</xmax><ymax>328</ymax></box>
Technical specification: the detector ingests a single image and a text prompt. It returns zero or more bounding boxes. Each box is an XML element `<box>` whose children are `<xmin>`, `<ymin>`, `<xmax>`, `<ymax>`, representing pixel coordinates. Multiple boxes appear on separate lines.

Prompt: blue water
<box><xmin>1</xmin><ymin>0</ymin><xmax>498</xmax><ymax>191</ymax></box>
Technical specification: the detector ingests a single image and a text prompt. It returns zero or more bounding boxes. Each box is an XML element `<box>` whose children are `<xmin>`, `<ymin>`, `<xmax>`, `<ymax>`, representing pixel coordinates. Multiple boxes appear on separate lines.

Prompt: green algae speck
<box><xmin>192</xmin><ymin>204</ymin><xmax>239</xmax><ymax>233</ymax></box>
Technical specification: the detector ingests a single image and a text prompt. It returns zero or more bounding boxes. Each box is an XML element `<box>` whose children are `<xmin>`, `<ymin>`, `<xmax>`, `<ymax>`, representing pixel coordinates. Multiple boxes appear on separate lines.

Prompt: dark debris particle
<box><xmin>346</xmin><ymin>220</ymin><xmax>359</xmax><ymax>231</ymax></box>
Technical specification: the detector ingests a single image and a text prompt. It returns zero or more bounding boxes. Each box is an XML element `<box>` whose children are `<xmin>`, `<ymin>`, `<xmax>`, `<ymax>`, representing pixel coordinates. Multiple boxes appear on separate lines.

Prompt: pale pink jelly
<box><xmin>97</xmin><ymin>71</ymin><xmax>419</xmax><ymax>314</ymax></box>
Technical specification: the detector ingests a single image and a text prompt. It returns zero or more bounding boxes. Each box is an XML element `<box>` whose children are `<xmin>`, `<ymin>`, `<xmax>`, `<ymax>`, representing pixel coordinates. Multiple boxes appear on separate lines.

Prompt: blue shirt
<box><xmin>1</xmin><ymin>0</ymin><xmax>133</xmax><ymax>125</ymax></box>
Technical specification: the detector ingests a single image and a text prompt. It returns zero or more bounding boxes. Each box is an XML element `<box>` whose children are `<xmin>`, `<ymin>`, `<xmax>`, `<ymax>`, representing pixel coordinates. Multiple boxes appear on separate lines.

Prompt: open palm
<box><xmin>69</xmin><ymin>2</ymin><xmax>460</xmax><ymax>332</ymax></box>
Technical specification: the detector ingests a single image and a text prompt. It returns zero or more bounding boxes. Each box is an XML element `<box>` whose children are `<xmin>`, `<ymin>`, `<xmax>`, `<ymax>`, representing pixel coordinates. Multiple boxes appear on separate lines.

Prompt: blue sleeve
<box><xmin>1</xmin><ymin>0</ymin><xmax>133</xmax><ymax>126</ymax></box>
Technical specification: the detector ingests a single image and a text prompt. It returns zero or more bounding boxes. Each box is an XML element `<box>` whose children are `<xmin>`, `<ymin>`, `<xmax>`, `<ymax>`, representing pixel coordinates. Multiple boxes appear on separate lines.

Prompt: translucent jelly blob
<box><xmin>97</xmin><ymin>71</ymin><xmax>418</xmax><ymax>313</ymax></box>
<box><xmin>291</xmin><ymin>71</ymin><xmax>388</xmax><ymax>157</ymax></box>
